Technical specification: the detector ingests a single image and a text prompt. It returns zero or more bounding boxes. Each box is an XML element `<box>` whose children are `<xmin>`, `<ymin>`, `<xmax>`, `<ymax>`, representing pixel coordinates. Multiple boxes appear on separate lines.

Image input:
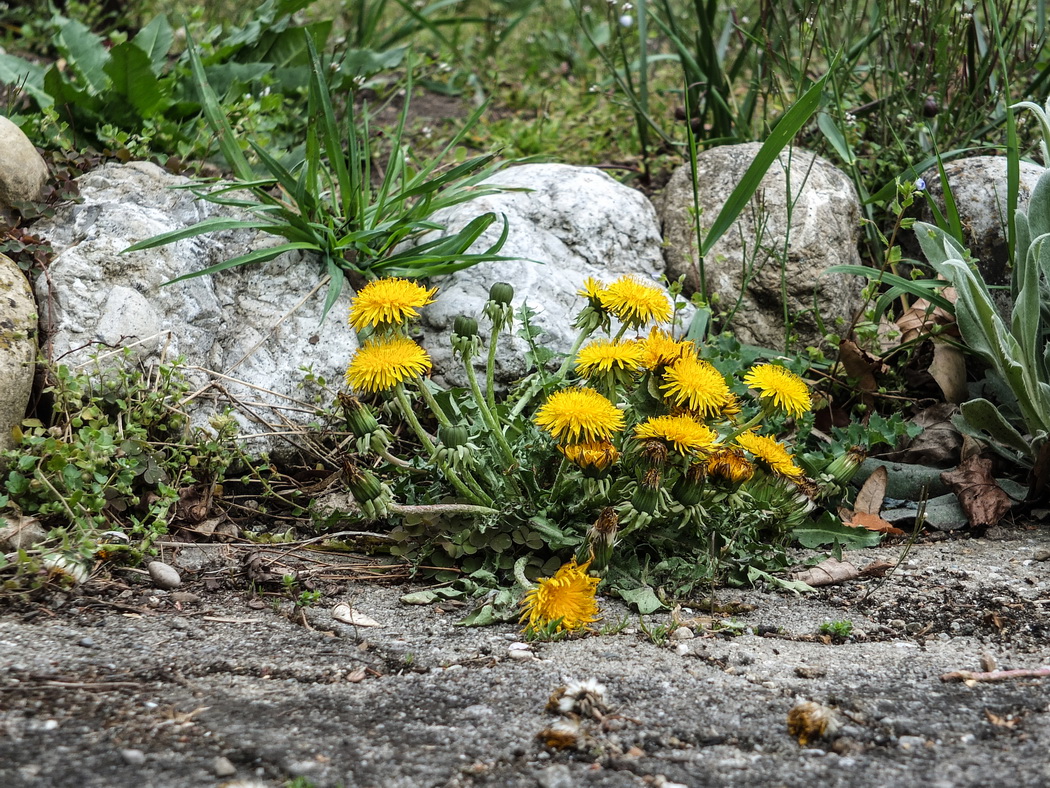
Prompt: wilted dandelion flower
<box><xmin>535</xmin><ymin>388</ymin><xmax>625</xmax><ymax>443</ymax></box>
<box><xmin>707</xmin><ymin>446</ymin><xmax>755</xmax><ymax>484</ymax></box>
<box><xmin>521</xmin><ymin>559</ymin><xmax>601</xmax><ymax>633</ymax></box>
<box><xmin>638</xmin><ymin>326</ymin><xmax>691</xmax><ymax>370</ymax></box>
<box><xmin>575</xmin><ymin>338</ymin><xmax>643</xmax><ymax>379</ymax></box>
<box><xmin>661</xmin><ymin>356</ymin><xmax>732</xmax><ymax>417</ymax></box>
<box><xmin>577</xmin><ymin>277</ymin><xmax>608</xmax><ymax>305</ymax></box>
<box><xmin>348</xmin><ymin>278</ymin><xmax>437</xmax><ymax>332</ymax></box>
<box><xmin>634</xmin><ymin>414</ymin><xmax>718</xmax><ymax>456</ymax></box>
<box><xmin>559</xmin><ymin>439</ymin><xmax>620</xmax><ymax>471</ymax></box>
<box><xmin>599</xmin><ymin>275</ymin><xmax>672</xmax><ymax>328</ymax></box>
<box><xmin>743</xmin><ymin>364</ymin><xmax>812</xmax><ymax>418</ymax></box>
<box><xmin>345</xmin><ymin>337</ymin><xmax>432</xmax><ymax>392</ymax></box>
<box><xmin>735</xmin><ymin>431</ymin><xmax>804</xmax><ymax>479</ymax></box>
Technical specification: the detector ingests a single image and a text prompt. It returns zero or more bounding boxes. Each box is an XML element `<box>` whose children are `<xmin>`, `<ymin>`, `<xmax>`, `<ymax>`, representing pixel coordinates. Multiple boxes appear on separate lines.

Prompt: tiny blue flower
<box><xmin>914</xmin><ymin>178</ymin><xmax>926</xmax><ymax>192</ymax></box>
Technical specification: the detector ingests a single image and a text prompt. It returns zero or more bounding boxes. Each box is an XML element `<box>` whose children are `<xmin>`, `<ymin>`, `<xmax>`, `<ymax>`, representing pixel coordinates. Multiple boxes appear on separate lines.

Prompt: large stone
<box><xmin>0</xmin><ymin>253</ymin><xmax>37</xmax><ymax>454</ymax></box>
<box><xmin>0</xmin><ymin>116</ymin><xmax>48</xmax><ymax>208</ymax></box>
<box><xmin>919</xmin><ymin>156</ymin><xmax>1045</xmax><ymax>317</ymax></box>
<box><xmin>33</xmin><ymin>161</ymin><xmax>358</xmax><ymax>458</ymax></box>
<box><xmin>658</xmin><ymin>143</ymin><xmax>865</xmax><ymax>350</ymax></box>
<box><xmin>414</xmin><ymin>164</ymin><xmax>674</xmax><ymax>387</ymax></box>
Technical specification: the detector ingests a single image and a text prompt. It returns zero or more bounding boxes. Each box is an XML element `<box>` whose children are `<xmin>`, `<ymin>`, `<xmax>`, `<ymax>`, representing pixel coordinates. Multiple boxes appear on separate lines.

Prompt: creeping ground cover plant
<box><xmin>334</xmin><ymin>275</ymin><xmax>864</xmax><ymax>631</ymax></box>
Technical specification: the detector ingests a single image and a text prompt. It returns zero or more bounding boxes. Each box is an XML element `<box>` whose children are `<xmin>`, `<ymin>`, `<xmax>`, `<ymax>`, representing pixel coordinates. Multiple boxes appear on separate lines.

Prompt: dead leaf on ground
<box><xmin>941</xmin><ymin>455</ymin><xmax>1014</xmax><ymax>528</ymax></box>
<box><xmin>791</xmin><ymin>558</ymin><xmax>860</xmax><ymax>587</ymax></box>
<box><xmin>984</xmin><ymin>709</ymin><xmax>1020</xmax><ymax>729</ymax></box>
<box><xmin>882</xmin><ymin>403</ymin><xmax>962</xmax><ymax>465</ymax></box>
<box><xmin>895</xmin><ymin>295</ymin><xmax>959</xmax><ymax>344</ymax></box>
<box><xmin>843</xmin><ymin>511</ymin><xmax>906</xmax><ymax>535</ymax></box>
<box><xmin>332</xmin><ymin>604</ymin><xmax>383</xmax><ymax>628</ymax></box>
<box><xmin>837</xmin><ymin>339</ymin><xmax>883</xmax><ymax>408</ymax></box>
<box><xmin>854</xmin><ymin>466</ymin><xmax>888</xmax><ymax>514</ymax></box>
<box><xmin>928</xmin><ymin>340</ymin><xmax>968</xmax><ymax>404</ymax></box>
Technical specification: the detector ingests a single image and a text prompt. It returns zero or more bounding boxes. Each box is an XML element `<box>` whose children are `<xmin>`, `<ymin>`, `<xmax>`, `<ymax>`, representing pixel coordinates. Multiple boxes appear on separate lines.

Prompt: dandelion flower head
<box><xmin>639</xmin><ymin>326</ymin><xmax>692</xmax><ymax>370</ymax></box>
<box><xmin>743</xmin><ymin>364</ymin><xmax>812</xmax><ymax>418</ymax></box>
<box><xmin>707</xmin><ymin>446</ymin><xmax>755</xmax><ymax>484</ymax></box>
<box><xmin>559</xmin><ymin>439</ymin><xmax>620</xmax><ymax>471</ymax></box>
<box><xmin>634</xmin><ymin>414</ymin><xmax>718</xmax><ymax>456</ymax></box>
<box><xmin>735</xmin><ymin>431</ymin><xmax>804</xmax><ymax>479</ymax></box>
<box><xmin>521</xmin><ymin>559</ymin><xmax>601</xmax><ymax>633</ymax></box>
<box><xmin>598</xmin><ymin>275</ymin><xmax>672</xmax><ymax>328</ymax></box>
<box><xmin>577</xmin><ymin>277</ymin><xmax>608</xmax><ymax>306</ymax></box>
<box><xmin>345</xmin><ymin>337</ymin><xmax>432</xmax><ymax>393</ymax></box>
<box><xmin>349</xmin><ymin>277</ymin><xmax>437</xmax><ymax>332</ymax></box>
<box><xmin>661</xmin><ymin>355</ymin><xmax>732</xmax><ymax>417</ymax></box>
<box><xmin>575</xmin><ymin>338</ymin><xmax>643</xmax><ymax>379</ymax></box>
<box><xmin>535</xmin><ymin>387</ymin><xmax>625</xmax><ymax>444</ymax></box>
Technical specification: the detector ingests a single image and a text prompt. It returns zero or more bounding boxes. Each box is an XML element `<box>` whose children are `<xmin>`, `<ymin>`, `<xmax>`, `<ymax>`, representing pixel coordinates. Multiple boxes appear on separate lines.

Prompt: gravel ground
<box><xmin>2</xmin><ymin>525</ymin><xmax>1049</xmax><ymax>788</ymax></box>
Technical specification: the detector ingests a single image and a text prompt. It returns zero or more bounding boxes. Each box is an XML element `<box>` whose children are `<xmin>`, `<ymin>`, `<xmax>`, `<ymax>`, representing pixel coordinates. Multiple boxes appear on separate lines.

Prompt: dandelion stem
<box><xmin>509</xmin><ymin>325</ymin><xmax>597</xmax><ymax>421</ymax></box>
<box><xmin>722</xmin><ymin>403</ymin><xmax>774</xmax><ymax>444</ymax></box>
<box><xmin>393</xmin><ymin>384</ymin><xmax>493</xmax><ymax>508</ymax></box>
<box><xmin>463</xmin><ymin>355</ymin><xmax>519</xmax><ymax>475</ymax></box>
<box><xmin>485</xmin><ymin>325</ymin><xmax>501</xmax><ymax>412</ymax></box>
<box><xmin>414</xmin><ymin>377</ymin><xmax>454</xmax><ymax>429</ymax></box>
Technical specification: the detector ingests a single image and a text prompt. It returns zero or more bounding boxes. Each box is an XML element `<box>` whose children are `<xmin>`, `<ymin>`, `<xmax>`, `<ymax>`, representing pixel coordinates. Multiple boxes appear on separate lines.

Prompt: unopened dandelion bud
<box><xmin>453</xmin><ymin>315</ymin><xmax>479</xmax><ymax>338</ymax></box>
<box><xmin>438</xmin><ymin>423</ymin><xmax>470</xmax><ymax>449</ymax></box>
<box><xmin>344</xmin><ymin>463</ymin><xmax>385</xmax><ymax>508</ymax></box>
<box><xmin>488</xmin><ymin>282</ymin><xmax>515</xmax><ymax>305</ymax></box>
<box><xmin>583</xmin><ymin>506</ymin><xmax>619</xmax><ymax>571</ymax></box>
<box><xmin>631</xmin><ymin>469</ymin><xmax>662</xmax><ymax>514</ymax></box>
<box><xmin>342</xmin><ymin>395</ymin><xmax>380</xmax><ymax>437</ymax></box>
<box><xmin>824</xmin><ymin>446</ymin><xmax>866</xmax><ymax>484</ymax></box>
<box><xmin>672</xmin><ymin>462</ymin><xmax>707</xmax><ymax>506</ymax></box>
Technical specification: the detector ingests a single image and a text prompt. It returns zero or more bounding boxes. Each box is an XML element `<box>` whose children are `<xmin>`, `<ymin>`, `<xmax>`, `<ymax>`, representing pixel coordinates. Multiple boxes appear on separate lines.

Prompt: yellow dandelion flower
<box><xmin>575</xmin><ymin>339</ymin><xmax>643</xmax><ymax>379</ymax></box>
<box><xmin>707</xmin><ymin>446</ymin><xmax>755</xmax><ymax>484</ymax></box>
<box><xmin>735</xmin><ymin>432</ymin><xmax>804</xmax><ymax>479</ymax></box>
<box><xmin>345</xmin><ymin>337</ymin><xmax>432</xmax><ymax>393</ymax></box>
<box><xmin>743</xmin><ymin>364</ymin><xmax>812</xmax><ymax>418</ymax></box>
<box><xmin>638</xmin><ymin>327</ymin><xmax>692</xmax><ymax>371</ymax></box>
<box><xmin>559</xmin><ymin>439</ymin><xmax>620</xmax><ymax>471</ymax></box>
<box><xmin>634</xmin><ymin>414</ymin><xmax>718</xmax><ymax>456</ymax></box>
<box><xmin>349</xmin><ymin>278</ymin><xmax>437</xmax><ymax>332</ymax></box>
<box><xmin>577</xmin><ymin>277</ymin><xmax>608</xmax><ymax>304</ymax></box>
<box><xmin>598</xmin><ymin>275</ymin><xmax>672</xmax><ymax>328</ymax></box>
<box><xmin>535</xmin><ymin>388</ymin><xmax>625</xmax><ymax>443</ymax></box>
<box><xmin>720</xmin><ymin>393</ymin><xmax>743</xmax><ymax>420</ymax></box>
<box><xmin>521</xmin><ymin>559</ymin><xmax>601</xmax><ymax>633</ymax></box>
<box><xmin>661</xmin><ymin>356</ymin><xmax>732</xmax><ymax>417</ymax></box>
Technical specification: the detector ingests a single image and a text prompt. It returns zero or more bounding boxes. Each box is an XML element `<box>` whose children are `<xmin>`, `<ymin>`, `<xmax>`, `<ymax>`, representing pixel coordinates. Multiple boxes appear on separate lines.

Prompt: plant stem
<box><xmin>510</xmin><ymin>324</ymin><xmax>597</xmax><ymax>420</ymax></box>
<box><xmin>414</xmin><ymin>378</ymin><xmax>453</xmax><ymax>429</ymax></box>
<box><xmin>393</xmin><ymin>384</ymin><xmax>492</xmax><ymax>507</ymax></box>
<box><xmin>463</xmin><ymin>354</ymin><xmax>518</xmax><ymax>473</ymax></box>
<box><xmin>485</xmin><ymin>324</ymin><xmax>501</xmax><ymax>412</ymax></box>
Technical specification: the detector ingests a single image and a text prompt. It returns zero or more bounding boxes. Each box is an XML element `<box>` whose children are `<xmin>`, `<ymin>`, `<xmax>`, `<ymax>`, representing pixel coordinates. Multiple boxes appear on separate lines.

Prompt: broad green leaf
<box><xmin>959</xmin><ymin>398</ymin><xmax>1035</xmax><ymax>457</ymax></box>
<box><xmin>615</xmin><ymin>585</ymin><xmax>665</xmax><ymax>614</ymax></box>
<box><xmin>56</xmin><ymin>19</ymin><xmax>110</xmax><ymax>95</ymax></box>
<box><xmin>201</xmin><ymin>63</ymin><xmax>274</xmax><ymax>98</ymax></box>
<box><xmin>817</xmin><ymin>111</ymin><xmax>855</xmax><ymax>165</ymax></box>
<box><xmin>132</xmin><ymin>15</ymin><xmax>175</xmax><ymax>74</ymax></box>
<box><xmin>792</xmin><ymin>518</ymin><xmax>883</xmax><ymax>549</ymax></box>
<box><xmin>104</xmin><ymin>42</ymin><xmax>168</xmax><ymax>118</ymax></box>
<box><xmin>0</xmin><ymin>54</ymin><xmax>52</xmax><ymax>107</ymax></box>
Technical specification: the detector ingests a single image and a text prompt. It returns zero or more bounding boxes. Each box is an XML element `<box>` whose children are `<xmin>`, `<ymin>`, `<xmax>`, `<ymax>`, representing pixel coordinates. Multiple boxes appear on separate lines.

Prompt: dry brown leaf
<box><xmin>940</xmin><ymin>455</ymin><xmax>1014</xmax><ymax>528</ymax></box>
<box><xmin>882</xmin><ymin>404</ymin><xmax>962</xmax><ymax>465</ymax></box>
<box><xmin>896</xmin><ymin>296</ymin><xmax>959</xmax><ymax>344</ymax></box>
<box><xmin>854</xmin><ymin>466</ymin><xmax>888</xmax><ymax>514</ymax></box>
<box><xmin>791</xmin><ymin>558</ymin><xmax>860</xmax><ymax>587</ymax></box>
<box><xmin>858</xmin><ymin>560</ymin><xmax>895</xmax><ymax>578</ymax></box>
<box><xmin>838</xmin><ymin>339</ymin><xmax>882</xmax><ymax>408</ymax></box>
<box><xmin>331</xmin><ymin>604</ymin><xmax>382</xmax><ymax>628</ymax></box>
<box><xmin>844</xmin><ymin>511</ymin><xmax>906</xmax><ymax>535</ymax></box>
<box><xmin>928</xmin><ymin>340</ymin><xmax>968</xmax><ymax>404</ymax></box>
<box><xmin>984</xmin><ymin>709</ymin><xmax>1019</xmax><ymax>729</ymax></box>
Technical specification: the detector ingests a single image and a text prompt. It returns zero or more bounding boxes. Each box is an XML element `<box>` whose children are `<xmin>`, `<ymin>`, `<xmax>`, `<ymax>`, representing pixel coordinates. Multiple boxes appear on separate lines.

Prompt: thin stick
<box><xmin>941</xmin><ymin>667</ymin><xmax>1050</xmax><ymax>683</ymax></box>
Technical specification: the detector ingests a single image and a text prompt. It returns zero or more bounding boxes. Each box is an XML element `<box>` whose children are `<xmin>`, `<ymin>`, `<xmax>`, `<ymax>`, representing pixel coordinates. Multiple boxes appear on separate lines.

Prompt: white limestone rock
<box><xmin>0</xmin><ymin>116</ymin><xmax>48</xmax><ymax>209</ymax></box>
<box><xmin>33</xmin><ymin>161</ymin><xmax>357</xmax><ymax>459</ymax></box>
<box><xmin>0</xmin><ymin>253</ymin><xmax>37</xmax><ymax>454</ymax></box>
<box><xmin>658</xmin><ymin>143</ymin><xmax>865</xmax><ymax>350</ymax></box>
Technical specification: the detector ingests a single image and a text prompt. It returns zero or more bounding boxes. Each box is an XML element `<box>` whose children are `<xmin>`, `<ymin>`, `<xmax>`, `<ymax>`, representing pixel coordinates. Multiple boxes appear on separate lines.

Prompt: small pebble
<box><xmin>77</xmin><ymin>637</ymin><xmax>96</xmax><ymax>649</ymax></box>
<box><xmin>120</xmin><ymin>748</ymin><xmax>146</xmax><ymax>766</ymax></box>
<box><xmin>147</xmin><ymin>561</ymin><xmax>181</xmax><ymax>590</ymax></box>
<box><xmin>170</xmin><ymin>591</ymin><xmax>200</xmax><ymax>604</ymax></box>
<box><xmin>671</xmin><ymin>627</ymin><xmax>695</xmax><ymax>640</ymax></box>
<box><xmin>795</xmin><ymin>665</ymin><xmax>827</xmax><ymax>679</ymax></box>
<box><xmin>211</xmin><ymin>756</ymin><xmax>237</xmax><ymax>777</ymax></box>
<box><xmin>897</xmin><ymin>735</ymin><xmax>927</xmax><ymax>751</ymax></box>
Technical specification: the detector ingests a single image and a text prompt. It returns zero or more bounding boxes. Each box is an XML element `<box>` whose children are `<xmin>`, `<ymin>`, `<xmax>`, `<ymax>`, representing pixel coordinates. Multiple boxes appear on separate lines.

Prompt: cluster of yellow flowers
<box><xmin>342</xmin><ymin>274</ymin><xmax>814</xmax><ymax>636</ymax></box>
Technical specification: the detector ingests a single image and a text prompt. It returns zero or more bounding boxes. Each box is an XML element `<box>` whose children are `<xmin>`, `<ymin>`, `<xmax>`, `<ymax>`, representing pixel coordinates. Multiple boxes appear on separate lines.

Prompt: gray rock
<box><xmin>0</xmin><ymin>116</ymin><xmax>48</xmax><ymax>208</ymax></box>
<box><xmin>0</xmin><ymin>253</ymin><xmax>37</xmax><ymax>454</ymax></box>
<box><xmin>119</xmin><ymin>748</ymin><xmax>146</xmax><ymax>766</ymax></box>
<box><xmin>32</xmin><ymin>161</ymin><xmax>358</xmax><ymax>459</ymax></box>
<box><xmin>210</xmin><ymin>756</ymin><xmax>237</xmax><ymax>777</ymax></box>
<box><xmin>414</xmin><ymin>164</ymin><xmax>674</xmax><ymax>388</ymax></box>
<box><xmin>659</xmin><ymin>143</ymin><xmax>865</xmax><ymax>350</ymax></box>
<box><xmin>147</xmin><ymin>560</ymin><xmax>182</xmax><ymax>590</ymax></box>
<box><xmin>919</xmin><ymin>156</ymin><xmax>1045</xmax><ymax>318</ymax></box>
